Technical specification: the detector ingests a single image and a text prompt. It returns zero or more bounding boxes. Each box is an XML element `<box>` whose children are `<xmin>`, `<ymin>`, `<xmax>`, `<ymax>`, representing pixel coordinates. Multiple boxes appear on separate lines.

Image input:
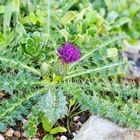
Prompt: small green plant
<box><xmin>42</xmin><ymin>115</ymin><xmax>67</xmax><ymax>140</ymax></box>
<box><xmin>89</xmin><ymin>0</ymin><xmax>140</xmax><ymax>43</ymax></box>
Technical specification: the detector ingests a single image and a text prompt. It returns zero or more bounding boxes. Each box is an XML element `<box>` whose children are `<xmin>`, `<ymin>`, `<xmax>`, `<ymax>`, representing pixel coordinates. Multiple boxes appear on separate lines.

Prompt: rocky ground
<box><xmin>0</xmin><ymin>111</ymin><xmax>90</xmax><ymax>140</ymax></box>
<box><xmin>73</xmin><ymin>116</ymin><xmax>140</xmax><ymax>140</ymax></box>
<box><xmin>124</xmin><ymin>41</ymin><xmax>140</xmax><ymax>80</ymax></box>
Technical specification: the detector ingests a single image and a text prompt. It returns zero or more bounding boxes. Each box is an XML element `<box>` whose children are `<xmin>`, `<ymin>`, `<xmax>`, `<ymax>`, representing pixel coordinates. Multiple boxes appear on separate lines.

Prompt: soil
<box><xmin>1</xmin><ymin>109</ymin><xmax>90</xmax><ymax>140</ymax></box>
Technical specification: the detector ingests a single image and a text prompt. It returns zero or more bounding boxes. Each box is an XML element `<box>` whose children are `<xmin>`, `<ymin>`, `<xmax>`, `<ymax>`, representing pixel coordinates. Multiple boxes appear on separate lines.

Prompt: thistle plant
<box><xmin>0</xmin><ymin>0</ymin><xmax>138</xmax><ymax>140</ymax></box>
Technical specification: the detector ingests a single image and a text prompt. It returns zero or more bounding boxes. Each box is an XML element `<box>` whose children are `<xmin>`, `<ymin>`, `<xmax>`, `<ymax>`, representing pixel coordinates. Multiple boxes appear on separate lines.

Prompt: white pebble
<box><xmin>73</xmin><ymin>116</ymin><xmax>80</xmax><ymax>122</ymax></box>
<box><xmin>0</xmin><ymin>134</ymin><xmax>4</xmax><ymax>140</ymax></box>
<box><xmin>5</xmin><ymin>128</ymin><xmax>14</xmax><ymax>137</ymax></box>
<box><xmin>22</xmin><ymin>119</ymin><xmax>27</xmax><ymax>123</ymax></box>
<box><xmin>60</xmin><ymin>135</ymin><xmax>67</xmax><ymax>140</ymax></box>
<box><xmin>22</xmin><ymin>132</ymin><xmax>26</xmax><ymax>137</ymax></box>
<box><xmin>77</xmin><ymin>121</ymin><xmax>82</xmax><ymax>126</ymax></box>
<box><xmin>75</xmin><ymin>131</ymin><xmax>79</xmax><ymax>134</ymax></box>
<box><xmin>72</xmin><ymin>132</ymin><xmax>77</xmax><ymax>136</ymax></box>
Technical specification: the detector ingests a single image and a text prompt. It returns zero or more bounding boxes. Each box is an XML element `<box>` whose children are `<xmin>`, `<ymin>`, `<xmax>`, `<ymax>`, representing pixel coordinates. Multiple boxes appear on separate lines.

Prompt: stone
<box><xmin>60</xmin><ymin>135</ymin><xmax>67</xmax><ymax>140</ymax></box>
<box><xmin>0</xmin><ymin>92</ymin><xmax>5</xmax><ymax>99</ymax></box>
<box><xmin>77</xmin><ymin>121</ymin><xmax>82</xmax><ymax>126</ymax></box>
<box><xmin>14</xmin><ymin>131</ymin><xmax>21</xmax><ymax>138</ymax></box>
<box><xmin>22</xmin><ymin>132</ymin><xmax>26</xmax><ymax>137</ymax></box>
<box><xmin>0</xmin><ymin>134</ymin><xmax>4</xmax><ymax>140</ymax></box>
<box><xmin>66</xmin><ymin>132</ymin><xmax>74</xmax><ymax>139</ymax></box>
<box><xmin>73</xmin><ymin>116</ymin><xmax>80</xmax><ymax>122</ymax></box>
<box><xmin>5</xmin><ymin>128</ymin><xmax>14</xmax><ymax>137</ymax></box>
<box><xmin>74</xmin><ymin>116</ymin><xmax>140</xmax><ymax>140</ymax></box>
<box><xmin>128</xmin><ymin>66</ymin><xmax>140</xmax><ymax>79</ymax></box>
<box><xmin>22</xmin><ymin>119</ymin><xmax>27</xmax><ymax>123</ymax></box>
<box><xmin>73</xmin><ymin>115</ymin><xmax>127</xmax><ymax>140</ymax></box>
<box><xmin>56</xmin><ymin>135</ymin><xmax>60</xmax><ymax>140</ymax></box>
<box><xmin>72</xmin><ymin>132</ymin><xmax>77</xmax><ymax>136</ymax></box>
<box><xmin>28</xmin><ymin>138</ymin><xmax>39</xmax><ymax>140</ymax></box>
<box><xmin>11</xmin><ymin>136</ymin><xmax>18</xmax><ymax>140</ymax></box>
<box><xmin>124</xmin><ymin>41</ymin><xmax>140</xmax><ymax>79</ymax></box>
<box><xmin>79</xmin><ymin>114</ymin><xmax>88</xmax><ymax>123</ymax></box>
<box><xmin>12</xmin><ymin>125</ymin><xmax>19</xmax><ymax>131</ymax></box>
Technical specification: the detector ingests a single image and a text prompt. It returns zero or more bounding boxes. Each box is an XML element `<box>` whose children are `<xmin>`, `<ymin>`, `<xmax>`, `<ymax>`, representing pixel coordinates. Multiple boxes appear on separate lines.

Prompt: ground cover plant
<box><xmin>88</xmin><ymin>0</ymin><xmax>140</xmax><ymax>43</ymax></box>
<box><xmin>0</xmin><ymin>0</ymin><xmax>140</xmax><ymax>139</ymax></box>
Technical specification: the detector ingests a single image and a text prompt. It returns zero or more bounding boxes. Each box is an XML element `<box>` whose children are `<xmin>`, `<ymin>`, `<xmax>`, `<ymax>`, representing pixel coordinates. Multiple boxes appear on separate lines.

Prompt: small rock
<box><xmin>14</xmin><ymin>131</ymin><xmax>21</xmax><ymax>138</ymax></box>
<box><xmin>73</xmin><ymin>116</ymin><xmax>80</xmax><ymax>122</ymax></box>
<box><xmin>72</xmin><ymin>132</ymin><xmax>77</xmax><ymax>136</ymax></box>
<box><xmin>22</xmin><ymin>132</ymin><xmax>26</xmax><ymax>137</ymax></box>
<box><xmin>79</xmin><ymin>115</ymin><xmax>88</xmax><ymax>123</ymax></box>
<box><xmin>22</xmin><ymin>119</ymin><xmax>27</xmax><ymax>123</ymax></box>
<box><xmin>71</xmin><ymin>126</ymin><xmax>79</xmax><ymax>132</ymax></box>
<box><xmin>66</xmin><ymin>132</ymin><xmax>74</xmax><ymax>139</ymax></box>
<box><xmin>73</xmin><ymin>116</ymin><xmax>127</xmax><ymax>140</ymax></box>
<box><xmin>16</xmin><ymin>120</ymin><xmax>23</xmax><ymax>128</ymax></box>
<box><xmin>136</xmin><ymin>58</ymin><xmax>140</xmax><ymax>67</ymax></box>
<box><xmin>28</xmin><ymin>138</ymin><xmax>39</xmax><ymax>140</ymax></box>
<box><xmin>56</xmin><ymin>135</ymin><xmax>60</xmax><ymax>140</ymax></box>
<box><xmin>11</xmin><ymin>136</ymin><xmax>18</xmax><ymax>140</ymax></box>
<box><xmin>0</xmin><ymin>92</ymin><xmax>5</xmax><ymax>99</ymax></box>
<box><xmin>5</xmin><ymin>128</ymin><xmax>14</xmax><ymax>137</ymax></box>
<box><xmin>77</xmin><ymin>121</ymin><xmax>82</xmax><ymax>126</ymax></box>
<box><xmin>75</xmin><ymin>131</ymin><xmax>79</xmax><ymax>133</ymax></box>
<box><xmin>0</xmin><ymin>134</ymin><xmax>4</xmax><ymax>140</ymax></box>
<box><xmin>60</xmin><ymin>135</ymin><xmax>67</xmax><ymax>140</ymax></box>
<box><xmin>12</xmin><ymin>125</ymin><xmax>19</xmax><ymax>131</ymax></box>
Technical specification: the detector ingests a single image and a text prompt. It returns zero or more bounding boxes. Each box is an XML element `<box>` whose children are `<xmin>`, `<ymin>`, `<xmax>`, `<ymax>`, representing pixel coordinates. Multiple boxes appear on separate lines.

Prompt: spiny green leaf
<box><xmin>0</xmin><ymin>88</ymin><xmax>46</xmax><ymax>120</ymax></box>
<box><xmin>24</xmin><ymin>106</ymin><xmax>41</xmax><ymax>138</ymax></box>
<box><xmin>38</xmin><ymin>89</ymin><xmax>68</xmax><ymax>125</ymax></box>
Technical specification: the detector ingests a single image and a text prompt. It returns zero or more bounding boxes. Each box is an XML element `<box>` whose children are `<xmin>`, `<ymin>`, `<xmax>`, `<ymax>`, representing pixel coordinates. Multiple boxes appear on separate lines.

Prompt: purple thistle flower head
<box><xmin>58</xmin><ymin>42</ymin><xmax>81</xmax><ymax>63</ymax></box>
